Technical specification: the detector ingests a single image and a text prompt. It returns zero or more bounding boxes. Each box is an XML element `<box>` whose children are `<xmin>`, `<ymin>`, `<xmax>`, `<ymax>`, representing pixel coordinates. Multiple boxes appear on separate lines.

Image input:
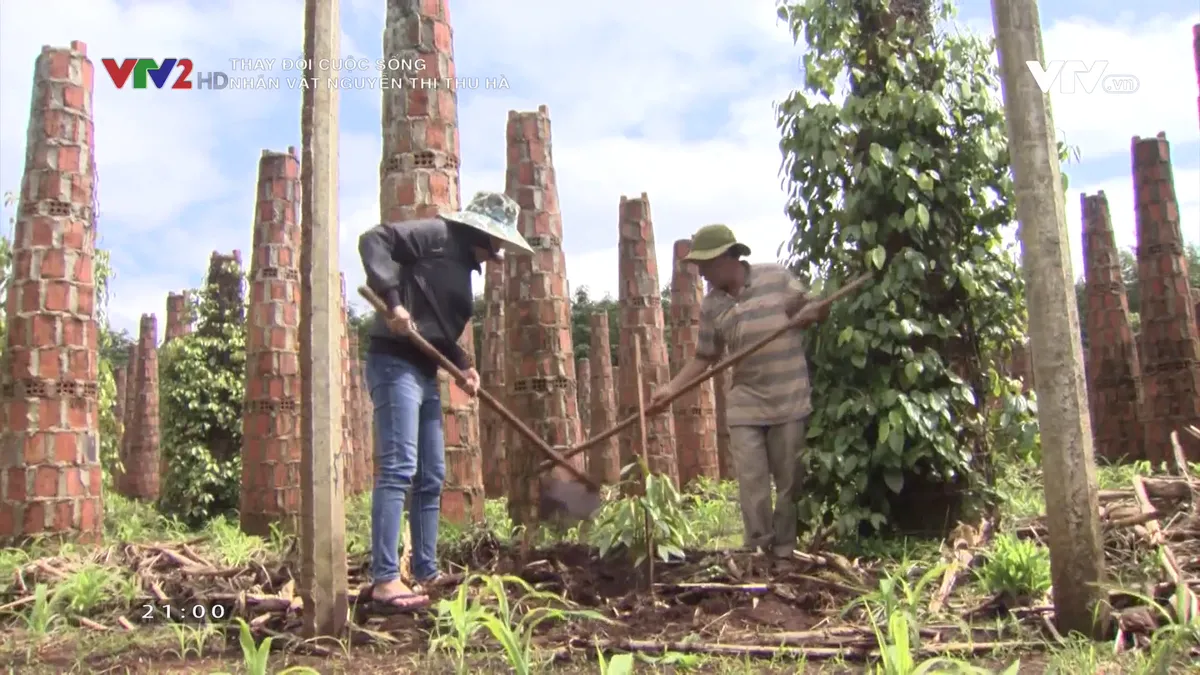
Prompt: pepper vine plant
<box><xmin>157</xmin><ymin>260</ymin><xmax>247</xmax><ymax>526</ymax></box>
<box><xmin>775</xmin><ymin>0</ymin><xmax>1048</xmax><ymax>536</ymax></box>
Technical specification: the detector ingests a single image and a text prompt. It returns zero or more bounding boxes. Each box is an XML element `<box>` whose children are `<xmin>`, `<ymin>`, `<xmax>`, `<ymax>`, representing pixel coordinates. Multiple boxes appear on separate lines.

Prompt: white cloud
<box><xmin>1</xmin><ymin>1</ymin><xmax>1196</xmax><ymax>337</ymax></box>
<box><xmin>965</xmin><ymin>12</ymin><xmax>1200</xmax><ymax>161</ymax></box>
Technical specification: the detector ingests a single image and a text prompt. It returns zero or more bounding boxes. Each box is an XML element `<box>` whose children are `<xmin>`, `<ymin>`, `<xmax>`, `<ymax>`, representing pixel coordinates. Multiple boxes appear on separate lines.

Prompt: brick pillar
<box><xmin>1133</xmin><ymin>134</ymin><xmax>1200</xmax><ymax>461</ymax></box>
<box><xmin>442</xmin><ymin>322</ymin><xmax>483</xmax><ymax>521</ymax></box>
<box><xmin>113</xmin><ymin>360</ymin><xmax>127</xmax><ymax>430</ymax></box>
<box><xmin>503</xmin><ymin>106</ymin><xmax>585</xmax><ymax>527</ymax></box>
<box><xmin>240</xmin><ymin>147</ymin><xmax>302</xmax><ymax>536</ymax></box>
<box><xmin>669</xmin><ymin>240</ymin><xmax>719</xmax><ymax>486</ymax></box>
<box><xmin>1081</xmin><ymin>192</ymin><xmax>1145</xmax><ymax>462</ymax></box>
<box><xmin>0</xmin><ymin>41</ymin><xmax>103</xmax><ymax>543</ymax></box>
<box><xmin>347</xmin><ymin>330</ymin><xmax>365</xmax><ymax>495</ymax></box>
<box><xmin>380</xmin><ymin>0</ymin><xmax>459</xmax><ymax>224</ymax></box>
<box><xmin>381</xmin><ymin>0</ymin><xmax>482</xmax><ymax>522</ymax></box>
<box><xmin>588</xmin><ymin>312</ymin><xmax>621</xmax><ymax>484</ymax></box>
<box><xmin>200</xmin><ymin>251</ymin><xmax>245</xmax><ymax>333</ymax></box>
<box><xmin>577</xmin><ymin>357</ymin><xmax>592</xmax><ymax>439</ymax></box>
<box><xmin>338</xmin><ymin>274</ymin><xmax>357</xmax><ymax>496</ymax></box>
<box><xmin>714</xmin><ymin>369</ymin><xmax>734</xmax><ymax>480</ymax></box>
<box><xmin>1194</xmin><ymin>288</ymin><xmax>1200</xmax><ymax>333</ymax></box>
<box><xmin>479</xmin><ymin>258</ymin><xmax>506</xmax><ymax>498</ymax></box>
<box><xmin>617</xmin><ymin>194</ymin><xmax>678</xmax><ymax>481</ymax></box>
<box><xmin>358</xmin><ymin>357</ymin><xmax>373</xmax><ymax>488</ymax></box>
<box><xmin>164</xmin><ymin>292</ymin><xmax>191</xmax><ymax>342</ymax></box>
<box><xmin>117</xmin><ymin>344</ymin><xmax>137</xmax><ymax>491</ymax></box>
<box><xmin>124</xmin><ymin>315</ymin><xmax>160</xmax><ymax>500</ymax></box>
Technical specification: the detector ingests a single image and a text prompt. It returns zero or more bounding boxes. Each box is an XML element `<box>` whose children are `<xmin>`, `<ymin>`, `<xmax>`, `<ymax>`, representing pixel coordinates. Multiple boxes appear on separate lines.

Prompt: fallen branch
<box><xmin>1131</xmin><ymin>475</ymin><xmax>1200</xmax><ymax>618</ymax></box>
<box><xmin>76</xmin><ymin>617</ymin><xmax>109</xmax><ymax>630</ymax></box>
<box><xmin>787</xmin><ymin>573</ymin><xmax>865</xmax><ymax>596</ymax></box>
<box><xmin>1170</xmin><ymin>431</ymin><xmax>1197</xmax><ymax>512</ymax></box>
<box><xmin>573</xmin><ymin>636</ymin><xmax>1044</xmax><ymax>661</ymax></box>
<box><xmin>1108</xmin><ymin>510</ymin><xmax>1162</xmax><ymax>529</ymax></box>
<box><xmin>791</xmin><ymin>550</ymin><xmax>866</xmax><ymax>585</ymax></box>
<box><xmin>0</xmin><ymin>595</ymin><xmax>35</xmax><ymax>613</ymax></box>
<box><xmin>656</xmin><ymin>582</ymin><xmax>770</xmax><ymax>594</ymax></box>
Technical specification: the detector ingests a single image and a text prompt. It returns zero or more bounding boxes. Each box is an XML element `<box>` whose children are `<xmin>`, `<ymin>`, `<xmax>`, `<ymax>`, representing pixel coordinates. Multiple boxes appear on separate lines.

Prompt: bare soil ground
<box><xmin>2</xmin><ymin>469</ymin><xmax>1197</xmax><ymax>673</ymax></box>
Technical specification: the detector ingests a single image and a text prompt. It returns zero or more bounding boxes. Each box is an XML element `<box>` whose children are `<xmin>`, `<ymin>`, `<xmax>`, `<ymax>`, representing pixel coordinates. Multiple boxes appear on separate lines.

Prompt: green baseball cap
<box><xmin>683</xmin><ymin>224</ymin><xmax>751</xmax><ymax>261</ymax></box>
<box><xmin>440</xmin><ymin>191</ymin><xmax>534</xmax><ymax>255</ymax></box>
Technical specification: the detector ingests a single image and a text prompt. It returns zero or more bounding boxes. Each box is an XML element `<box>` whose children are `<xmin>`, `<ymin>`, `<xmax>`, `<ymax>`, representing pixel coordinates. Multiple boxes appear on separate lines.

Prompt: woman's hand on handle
<box><xmin>386</xmin><ymin>305</ymin><xmax>412</xmax><ymax>336</ymax></box>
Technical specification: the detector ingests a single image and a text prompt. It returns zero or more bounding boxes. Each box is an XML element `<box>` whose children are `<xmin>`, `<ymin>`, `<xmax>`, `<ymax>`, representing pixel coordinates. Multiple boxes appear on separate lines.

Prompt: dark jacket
<box><xmin>358</xmin><ymin>217</ymin><xmax>486</xmax><ymax>376</ymax></box>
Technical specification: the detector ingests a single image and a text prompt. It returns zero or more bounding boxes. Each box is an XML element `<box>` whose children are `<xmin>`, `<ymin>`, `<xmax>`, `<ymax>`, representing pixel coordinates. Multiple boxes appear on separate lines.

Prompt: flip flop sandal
<box><xmin>369</xmin><ymin>591</ymin><xmax>430</xmax><ymax>614</ymax></box>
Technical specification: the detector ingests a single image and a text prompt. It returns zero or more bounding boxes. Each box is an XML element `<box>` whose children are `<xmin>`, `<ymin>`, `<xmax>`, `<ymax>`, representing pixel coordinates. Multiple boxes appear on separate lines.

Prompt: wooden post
<box><xmin>990</xmin><ymin>0</ymin><xmax>1107</xmax><ymax>638</ymax></box>
<box><xmin>633</xmin><ymin>334</ymin><xmax>654</xmax><ymax>591</ymax></box>
<box><xmin>299</xmin><ymin>0</ymin><xmax>348</xmax><ymax>637</ymax></box>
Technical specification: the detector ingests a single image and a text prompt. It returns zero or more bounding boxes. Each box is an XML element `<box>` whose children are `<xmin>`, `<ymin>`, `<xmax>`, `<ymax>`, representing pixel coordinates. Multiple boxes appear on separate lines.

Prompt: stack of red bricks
<box><xmin>576</xmin><ymin>357</ymin><xmax>592</xmax><ymax>440</ymax></box>
<box><xmin>668</xmin><ymin>240</ymin><xmax>719</xmax><ymax>486</ymax></box>
<box><xmin>587</xmin><ymin>313</ymin><xmax>621</xmax><ymax>484</ymax></box>
<box><xmin>380</xmin><ymin>0</ymin><xmax>482</xmax><ymax>523</ymax></box>
<box><xmin>240</xmin><ymin>148</ymin><xmax>303</xmax><ymax>536</ymax></box>
<box><xmin>122</xmin><ymin>315</ymin><xmax>160</xmax><ymax>500</ymax></box>
<box><xmin>502</xmin><ymin>106</ymin><xmax>585</xmax><ymax>526</ymax></box>
<box><xmin>201</xmin><ymin>251</ymin><xmax>245</xmax><ymax>331</ymax></box>
<box><xmin>1081</xmin><ymin>191</ymin><xmax>1145</xmax><ymax>462</ymax></box>
<box><xmin>164</xmin><ymin>292</ymin><xmax>191</xmax><ymax>342</ymax></box>
<box><xmin>338</xmin><ymin>275</ymin><xmax>358</xmax><ymax>495</ymax></box>
<box><xmin>616</xmin><ymin>194</ymin><xmax>677</xmax><ymax>482</ymax></box>
<box><xmin>1131</xmin><ymin>133</ymin><xmax>1200</xmax><ymax>461</ymax></box>
<box><xmin>480</xmin><ymin>259</ymin><xmax>507</xmax><ymax>499</ymax></box>
<box><xmin>0</xmin><ymin>41</ymin><xmax>103</xmax><ymax>542</ymax></box>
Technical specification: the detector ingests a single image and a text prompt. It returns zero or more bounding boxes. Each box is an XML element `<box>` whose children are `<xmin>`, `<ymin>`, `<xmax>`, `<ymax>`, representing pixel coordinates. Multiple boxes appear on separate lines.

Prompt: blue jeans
<box><xmin>365</xmin><ymin>351</ymin><xmax>445</xmax><ymax>583</ymax></box>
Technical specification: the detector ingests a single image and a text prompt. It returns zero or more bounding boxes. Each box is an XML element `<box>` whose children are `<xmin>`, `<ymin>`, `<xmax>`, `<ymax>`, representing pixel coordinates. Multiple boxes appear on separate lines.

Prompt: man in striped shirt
<box><xmin>651</xmin><ymin>224</ymin><xmax>826</xmax><ymax>558</ymax></box>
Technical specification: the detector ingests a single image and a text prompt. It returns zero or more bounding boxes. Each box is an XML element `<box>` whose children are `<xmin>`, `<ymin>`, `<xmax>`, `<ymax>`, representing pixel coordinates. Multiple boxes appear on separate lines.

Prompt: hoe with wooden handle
<box><xmin>540</xmin><ymin>272</ymin><xmax>874</xmax><ymax>474</ymax></box>
<box><xmin>357</xmin><ymin>285</ymin><xmax>603</xmax><ymax>523</ymax></box>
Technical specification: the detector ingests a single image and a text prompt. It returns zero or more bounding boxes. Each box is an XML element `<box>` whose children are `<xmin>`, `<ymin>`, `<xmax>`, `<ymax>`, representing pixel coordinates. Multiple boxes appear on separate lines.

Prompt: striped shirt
<box><xmin>696</xmin><ymin>263</ymin><xmax>811</xmax><ymax>427</ymax></box>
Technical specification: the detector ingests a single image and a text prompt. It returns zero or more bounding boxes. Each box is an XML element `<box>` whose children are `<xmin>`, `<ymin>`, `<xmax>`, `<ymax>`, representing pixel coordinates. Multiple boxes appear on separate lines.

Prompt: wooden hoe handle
<box><xmin>541</xmin><ymin>272</ymin><xmax>874</xmax><ymax>473</ymax></box>
<box><xmin>357</xmin><ymin>285</ymin><xmax>599</xmax><ymax>491</ymax></box>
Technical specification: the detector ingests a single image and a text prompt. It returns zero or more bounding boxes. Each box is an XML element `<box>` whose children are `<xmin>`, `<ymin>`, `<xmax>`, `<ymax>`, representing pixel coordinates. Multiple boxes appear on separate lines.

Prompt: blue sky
<box><xmin>1</xmin><ymin>0</ymin><xmax>1197</xmax><ymax>337</ymax></box>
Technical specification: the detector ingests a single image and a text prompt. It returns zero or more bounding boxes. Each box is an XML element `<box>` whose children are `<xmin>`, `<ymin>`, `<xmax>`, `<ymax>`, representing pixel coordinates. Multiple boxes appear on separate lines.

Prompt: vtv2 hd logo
<box><xmin>102</xmin><ymin>58</ymin><xmax>195</xmax><ymax>89</ymax></box>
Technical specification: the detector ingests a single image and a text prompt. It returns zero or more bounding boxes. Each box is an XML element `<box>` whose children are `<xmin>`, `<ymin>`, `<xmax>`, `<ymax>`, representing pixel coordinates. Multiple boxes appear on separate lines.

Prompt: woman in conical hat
<box><xmin>357</xmin><ymin>191</ymin><xmax>532</xmax><ymax>611</ymax></box>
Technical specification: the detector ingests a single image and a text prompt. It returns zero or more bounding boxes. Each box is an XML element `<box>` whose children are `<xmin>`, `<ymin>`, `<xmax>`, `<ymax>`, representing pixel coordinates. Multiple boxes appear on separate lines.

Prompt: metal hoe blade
<box><xmin>538</xmin><ymin>471</ymin><xmax>602</xmax><ymax>524</ymax></box>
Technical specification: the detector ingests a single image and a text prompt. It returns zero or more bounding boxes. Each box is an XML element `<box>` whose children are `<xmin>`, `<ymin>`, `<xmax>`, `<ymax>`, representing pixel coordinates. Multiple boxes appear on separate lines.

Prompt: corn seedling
<box><xmin>845</xmin><ymin>564</ymin><xmax>946</xmax><ymax>627</ymax></box>
<box><xmin>168</xmin><ymin>622</ymin><xmax>219</xmax><ymax>660</ymax></box>
<box><xmin>20</xmin><ymin>583</ymin><xmax>60</xmax><ymax>636</ymax></box>
<box><xmin>597</xmin><ymin>647</ymin><xmax>635</xmax><ymax>674</ymax></box>
<box><xmin>54</xmin><ymin>563</ymin><xmax>138</xmax><ymax>617</ymax></box>
<box><xmin>208</xmin><ymin>618</ymin><xmax>319</xmax><ymax>675</ymax></box>
<box><xmin>974</xmin><ymin>533</ymin><xmax>1051</xmax><ymax>602</ymax></box>
<box><xmin>429</xmin><ymin>573</ymin><xmax>614</xmax><ymax>675</ymax></box>
<box><xmin>866</xmin><ymin>602</ymin><xmax>1020</xmax><ymax>675</ymax></box>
